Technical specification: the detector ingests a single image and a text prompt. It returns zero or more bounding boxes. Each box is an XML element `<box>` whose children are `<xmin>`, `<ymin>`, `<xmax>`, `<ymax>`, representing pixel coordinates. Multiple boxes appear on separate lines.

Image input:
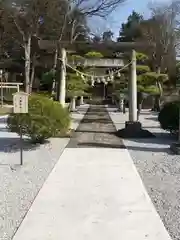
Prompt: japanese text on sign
<box><xmin>13</xmin><ymin>92</ymin><xmax>28</xmax><ymax>113</ymax></box>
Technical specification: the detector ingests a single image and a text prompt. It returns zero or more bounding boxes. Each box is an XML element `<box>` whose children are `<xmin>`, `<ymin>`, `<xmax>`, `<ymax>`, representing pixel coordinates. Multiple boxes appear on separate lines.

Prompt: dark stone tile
<box><xmin>67</xmin><ymin>105</ymin><xmax>125</xmax><ymax>149</ymax></box>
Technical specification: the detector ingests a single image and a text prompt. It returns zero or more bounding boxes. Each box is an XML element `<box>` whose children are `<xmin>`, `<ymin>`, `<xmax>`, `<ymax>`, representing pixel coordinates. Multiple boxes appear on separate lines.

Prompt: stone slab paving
<box><xmin>67</xmin><ymin>105</ymin><xmax>125</xmax><ymax>148</ymax></box>
<box><xmin>107</xmin><ymin>106</ymin><xmax>180</xmax><ymax>240</ymax></box>
<box><xmin>12</xmin><ymin>105</ymin><xmax>171</xmax><ymax>240</ymax></box>
<box><xmin>0</xmin><ymin>104</ymin><xmax>88</xmax><ymax>240</ymax></box>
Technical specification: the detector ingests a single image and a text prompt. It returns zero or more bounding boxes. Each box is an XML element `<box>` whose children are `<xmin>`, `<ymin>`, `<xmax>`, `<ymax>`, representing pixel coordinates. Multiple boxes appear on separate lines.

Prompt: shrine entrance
<box><xmin>39</xmin><ymin>40</ymin><xmax>153</xmax><ymax>137</ymax></box>
<box><xmin>68</xmin><ymin>56</ymin><xmax>125</xmax><ymax>104</ymax></box>
<box><xmin>90</xmin><ymin>82</ymin><xmax>113</xmax><ymax>104</ymax></box>
<box><xmin>92</xmin><ymin>82</ymin><xmax>104</xmax><ymax>98</ymax></box>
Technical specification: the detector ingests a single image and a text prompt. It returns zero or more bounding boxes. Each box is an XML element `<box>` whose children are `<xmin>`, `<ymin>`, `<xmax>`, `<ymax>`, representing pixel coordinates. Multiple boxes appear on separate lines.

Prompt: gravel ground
<box><xmin>0</xmin><ymin>105</ymin><xmax>88</xmax><ymax>240</ymax></box>
<box><xmin>108</xmin><ymin>107</ymin><xmax>180</xmax><ymax>240</ymax></box>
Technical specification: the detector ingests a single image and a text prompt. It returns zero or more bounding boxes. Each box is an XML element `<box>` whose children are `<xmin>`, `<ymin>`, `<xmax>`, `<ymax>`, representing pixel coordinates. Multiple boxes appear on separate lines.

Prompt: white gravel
<box><xmin>108</xmin><ymin>107</ymin><xmax>180</xmax><ymax>240</ymax></box>
<box><xmin>0</xmin><ymin>105</ymin><xmax>88</xmax><ymax>240</ymax></box>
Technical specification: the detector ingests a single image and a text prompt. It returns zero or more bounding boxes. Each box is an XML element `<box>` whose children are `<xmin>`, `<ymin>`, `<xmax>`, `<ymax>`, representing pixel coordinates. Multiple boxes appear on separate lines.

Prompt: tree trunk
<box><xmin>29</xmin><ymin>65</ymin><xmax>35</xmax><ymax>94</ymax></box>
<box><xmin>119</xmin><ymin>98</ymin><xmax>124</xmax><ymax>112</ymax></box>
<box><xmin>152</xmin><ymin>66</ymin><xmax>163</xmax><ymax>112</ymax></box>
<box><xmin>123</xmin><ymin>100</ymin><xmax>126</xmax><ymax>114</ymax></box>
<box><xmin>137</xmin><ymin>101</ymin><xmax>143</xmax><ymax>120</ymax></box>
<box><xmin>156</xmin><ymin>66</ymin><xmax>163</xmax><ymax>96</ymax></box>
<box><xmin>153</xmin><ymin>96</ymin><xmax>161</xmax><ymax>112</ymax></box>
<box><xmin>51</xmin><ymin>47</ymin><xmax>58</xmax><ymax>96</ymax></box>
<box><xmin>24</xmin><ymin>36</ymin><xmax>31</xmax><ymax>93</ymax></box>
<box><xmin>59</xmin><ymin>48</ymin><xmax>66</xmax><ymax>107</ymax></box>
<box><xmin>157</xmin><ymin>66</ymin><xmax>161</xmax><ymax>74</ymax></box>
<box><xmin>29</xmin><ymin>54</ymin><xmax>36</xmax><ymax>94</ymax></box>
<box><xmin>157</xmin><ymin>80</ymin><xmax>163</xmax><ymax>96</ymax></box>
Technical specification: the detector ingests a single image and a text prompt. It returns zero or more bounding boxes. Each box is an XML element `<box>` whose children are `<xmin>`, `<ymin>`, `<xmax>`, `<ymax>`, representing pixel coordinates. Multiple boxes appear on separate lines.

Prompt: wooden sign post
<box><xmin>13</xmin><ymin>92</ymin><xmax>29</xmax><ymax>165</ymax></box>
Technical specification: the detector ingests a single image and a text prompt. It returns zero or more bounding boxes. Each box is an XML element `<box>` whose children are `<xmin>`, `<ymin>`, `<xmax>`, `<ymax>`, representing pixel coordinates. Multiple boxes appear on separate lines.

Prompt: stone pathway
<box><xmin>67</xmin><ymin>105</ymin><xmax>125</xmax><ymax>148</ymax></box>
<box><xmin>12</xmin><ymin>105</ymin><xmax>171</xmax><ymax>240</ymax></box>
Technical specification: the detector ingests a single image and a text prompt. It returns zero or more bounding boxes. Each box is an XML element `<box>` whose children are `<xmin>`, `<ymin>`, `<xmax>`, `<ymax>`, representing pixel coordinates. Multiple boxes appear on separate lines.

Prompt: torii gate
<box><xmin>60</xmin><ymin>49</ymin><xmax>125</xmax><ymax>110</ymax></box>
<box><xmin>57</xmin><ymin>41</ymin><xmax>151</xmax><ymax>123</ymax></box>
<box><xmin>38</xmin><ymin>40</ymin><xmax>152</xmax><ymax>137</ymax></box>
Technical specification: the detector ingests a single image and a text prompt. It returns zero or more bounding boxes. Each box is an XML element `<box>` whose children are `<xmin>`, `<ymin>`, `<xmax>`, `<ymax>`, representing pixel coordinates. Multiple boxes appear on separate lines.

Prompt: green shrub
<box><xmin>85</xmin><ymin>51</ymin><xmax>103</xmax><ymax>58</ymax></box>
<box><xmin>136</xmin><ymin>52</ymin><xmax>149</xmax><ymax>64</ymax></box>
<box><xmin>40</xmin><ymin>70</ymin><xmax>55</xmax><ymax>91</ymax></box>
<box><xmin>66</xmin><ymin>73</ymin><xmax>89</xmax><ymax>98</ymax></box>
<box><xmin>137</xmin><ymin>85</ymin><xmax>160</xmax><ymax>95</ymax></box>
<box><xmin>158</xmin><ymin>101</ymin><xmax>179</xmax><ymax>133</ymax></box>
<box><xmin>37</xmin><ymin>91</ymin><xmax>52</xmax><ymax>98</ymax></box>
<box><xmin>137</xmin><ymin>65</ymin><xmax>150</xmax><ymax>74</ymax></box>
<box><xmin>69</xmin><ymin>54</ymin><xmax>84</xmax><ymax>61</ymax></box>
<box><xmin>142</xmin><ymin>72</ymin><xmax>168</xmax><ymax>84</ymax></box>
<box><xmin>7</xmin><ymin>94</ymin><xmax>70</xmax><ymax>144</ymax></box>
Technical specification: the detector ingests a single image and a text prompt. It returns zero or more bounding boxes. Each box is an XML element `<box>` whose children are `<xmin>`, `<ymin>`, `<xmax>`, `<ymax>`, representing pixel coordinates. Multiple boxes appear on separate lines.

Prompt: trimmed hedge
<box><xmin>7</xmin><ymin>94</ymin><xmax>70</xmax><ymax>143</ymax></box>
<box><xmin>158</xmin><ymin>101</ymin><xmax>179</xmax><ymax>133</ymax></box>
<box><xmin>136</xmin><ymin>65</ymin><xmax>150</xmax><ymax>74</ymax></box>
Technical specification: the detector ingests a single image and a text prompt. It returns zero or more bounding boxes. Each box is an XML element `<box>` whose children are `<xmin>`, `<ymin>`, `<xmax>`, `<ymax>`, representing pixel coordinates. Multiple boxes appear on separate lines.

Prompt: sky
<box><xmin>89</xmin><ymin>0</ymin><xmax>171</xmax><ymax>39</ymax></box>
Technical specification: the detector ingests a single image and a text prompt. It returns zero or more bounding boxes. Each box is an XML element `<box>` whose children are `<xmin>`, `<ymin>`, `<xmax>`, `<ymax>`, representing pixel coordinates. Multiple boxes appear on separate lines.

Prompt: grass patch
<box><xmin>0</xmin><ymin>106</ymin><xmax>13</xmax><ymax>115</ymax></box>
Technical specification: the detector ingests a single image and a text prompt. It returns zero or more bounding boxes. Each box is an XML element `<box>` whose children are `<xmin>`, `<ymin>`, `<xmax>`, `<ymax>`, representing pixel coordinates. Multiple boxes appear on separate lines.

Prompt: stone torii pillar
<box><xmin>117</xmin><ymin>48</ymin><xmax>153</xmax><ymax>138</ymax></box>
<box><xmin>129</xmin><ymin>49</ymin><xmax>137</xmax><ymax>121</ymax></box>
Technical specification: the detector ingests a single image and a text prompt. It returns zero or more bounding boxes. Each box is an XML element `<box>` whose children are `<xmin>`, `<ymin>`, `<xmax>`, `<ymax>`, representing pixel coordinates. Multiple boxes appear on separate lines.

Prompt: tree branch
<box><xmin>11</xmin><ymin>14</ymin><xmax>25</xmax><ymax>40</ymax></box>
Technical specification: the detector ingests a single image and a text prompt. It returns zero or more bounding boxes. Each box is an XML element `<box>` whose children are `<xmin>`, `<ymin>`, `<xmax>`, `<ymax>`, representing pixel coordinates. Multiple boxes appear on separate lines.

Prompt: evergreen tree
<box><xmin>117</xmin><ymin>11</ymin><xmax>143</xmax><ymax>42</ymax></box>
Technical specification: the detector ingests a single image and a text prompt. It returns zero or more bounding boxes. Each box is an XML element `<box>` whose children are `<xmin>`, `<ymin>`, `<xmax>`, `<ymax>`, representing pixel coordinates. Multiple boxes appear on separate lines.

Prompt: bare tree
<box><xmin>3</xmin><ymin>0</ymin><xmax>126</xmax><ymax>94</ymax></box>
<box><xmin>103</xmin><ymin>30</ymin><xmax>114</xmax><ymax>41</ymax></box>
<box><xmin>140</xmin><ymin>1</ymin><xmax>180</xmax><ymax>76</ymax></box>
<box><xmin>4</xmin><ymin>0</ymin><xmax>61</xmax><ymax>93</ymax></box>
<box><xmin>138</xmin><ymin>1</ymin><xmax>180</xmax><ymax>110</ymax></box>
<box><xmin>49</xmin><ymin>0</ymin><xmax>126</xmax><ymax>96</ymax></box>
<box><xmin>74</xmin><ymin>0</ymin><xmax>126</xmax><ymax>17</ymax></box>
<box><xmin>0</xmin><ymin>1</ymin><xmax>16</xmax><ymax>60</ymax></box>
